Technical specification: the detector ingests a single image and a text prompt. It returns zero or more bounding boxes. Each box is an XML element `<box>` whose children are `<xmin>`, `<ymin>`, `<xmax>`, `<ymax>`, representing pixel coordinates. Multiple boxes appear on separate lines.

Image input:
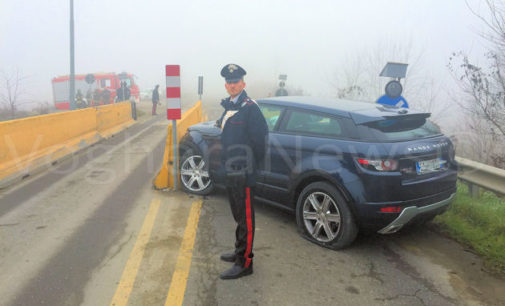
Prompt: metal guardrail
<box><xmin>456</xmin><ymin>156</ymin><xmax>505</xmax><ymax>198</ymax></box>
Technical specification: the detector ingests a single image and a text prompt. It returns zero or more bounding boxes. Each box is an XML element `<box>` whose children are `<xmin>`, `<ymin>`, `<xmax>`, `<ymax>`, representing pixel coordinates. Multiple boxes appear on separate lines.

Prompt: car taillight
<box><xmin>356</xmin><ymin>158</ymin><xmax>399</xmax><ymax>171</ymax></box>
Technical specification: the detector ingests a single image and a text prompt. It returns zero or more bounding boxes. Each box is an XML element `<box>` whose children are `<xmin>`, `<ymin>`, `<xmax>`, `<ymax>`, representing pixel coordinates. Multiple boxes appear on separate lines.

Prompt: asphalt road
<box><xmin>182</xmin><ymin>191</ymin><xmax>505</xmax><ymax>306</ymax></box>
<box><xmin>0</xmin><ymin>106</ymin><xmax>168</xmax><ymax>305</ymax></box>
<box><xmin>1</xmin><ymin>102</ymin><xmax>505</xmax><ymax>306</ymax></box>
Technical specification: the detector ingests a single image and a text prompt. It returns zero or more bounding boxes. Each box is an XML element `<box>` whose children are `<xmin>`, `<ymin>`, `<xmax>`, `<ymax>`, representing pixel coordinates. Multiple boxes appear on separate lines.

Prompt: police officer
<box><xmin>217</xmin><ymin>64</ymin><xmax>268</xmax><ymax>280</ymax></box>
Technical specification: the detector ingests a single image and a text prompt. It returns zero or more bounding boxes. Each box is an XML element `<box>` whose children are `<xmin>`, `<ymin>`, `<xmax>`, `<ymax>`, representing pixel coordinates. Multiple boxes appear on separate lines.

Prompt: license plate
<box><xmin>416</xmin><ymin>158</ymin><xmax>446</xmax><ymax>174</ymax></box>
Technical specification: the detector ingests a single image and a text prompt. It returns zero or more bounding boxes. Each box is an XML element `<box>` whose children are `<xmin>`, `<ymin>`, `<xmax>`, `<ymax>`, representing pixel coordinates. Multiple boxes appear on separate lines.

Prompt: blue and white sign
<box><xmin>376</xmin><ymin>95</ymin><xmax>409</xmax><ymax>108</ymax></box>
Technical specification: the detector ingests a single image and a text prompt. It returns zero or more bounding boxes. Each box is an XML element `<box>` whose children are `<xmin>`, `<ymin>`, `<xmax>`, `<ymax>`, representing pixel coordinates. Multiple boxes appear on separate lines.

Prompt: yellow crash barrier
<box><xmin>153</xmin><ymin>101</ymin><xmax>204</xmax><ymax>189</ymax></box>
<box><xmin>97</xmin><ymin>102</ymin><xmax>133</xmax><ymax>134</ymax></box>
<box><xmin>0</xmin><ymin>102</ymin><xmax>135</xmax><ymax>187</ymax></box>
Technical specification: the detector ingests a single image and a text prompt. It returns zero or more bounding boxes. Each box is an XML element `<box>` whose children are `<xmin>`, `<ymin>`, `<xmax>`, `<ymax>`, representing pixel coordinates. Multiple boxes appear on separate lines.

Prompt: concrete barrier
<box><xmin>0</xmin><ymin>103</ymin><xmax>135</xmax><ymax>188</ymax></box>
<box><xmin>96</xmin><ymin>102</ymin><xmax>134</xmax><ymax>135</ymax></box>
<box><xmin>153</xmin><ymin>101</ymin><xmax>203</xmax><ymax>189</ymax></box>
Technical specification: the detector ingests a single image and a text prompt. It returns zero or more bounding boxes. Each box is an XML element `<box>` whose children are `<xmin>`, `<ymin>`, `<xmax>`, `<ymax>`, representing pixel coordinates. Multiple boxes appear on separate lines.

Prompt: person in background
<box><xmin>152</xmin><ymin>84</ymin><xmax>160</xmax><ymax>115</ymax></box>
<box><xmin>102</xmin><ymin>89</ymin><xmax>111</xmax><ymax>104</ymax></box>
<box><xmin>124</xmin><ymin>82</ymin><xmax>131</xmax><ymax>101</ymax></box>
<box><xmin>93</xmin><ymin>89</ymin><xmax>101</xmax><ymax>105</ymax></box>
<box><xmin>76</xmin><ymin>89</ymin><xmax>87</xmax><ymax>108</ymax></box>
<box><xmin>116</xmin><ymin>82</ymin><xmax>125</xmax><ymax>102</ymax></box>
<box><xmin>85</xmin><ymin>89</ymin><xmax>93</xmax><ymax>106</ymax></box>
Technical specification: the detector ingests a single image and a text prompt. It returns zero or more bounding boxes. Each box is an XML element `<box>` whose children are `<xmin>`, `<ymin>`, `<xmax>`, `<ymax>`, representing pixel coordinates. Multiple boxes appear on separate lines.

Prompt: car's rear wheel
<box><xmin>179</xmin><ymin>149</ymin><xmax>214</xmax><ymax>195</ymax></box>
<box><xmin>296</xmin><ymin>182</ymin><xmax>358</xmax><ymax>249</ymax></box>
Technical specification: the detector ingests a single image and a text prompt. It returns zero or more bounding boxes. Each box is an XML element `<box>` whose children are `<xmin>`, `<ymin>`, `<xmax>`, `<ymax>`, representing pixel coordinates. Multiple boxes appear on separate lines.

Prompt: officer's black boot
<box><xmin>219</xmin><ymin>263</ymin><xmax>253</xmax><ymax>280</ymax></box>
<box><xmin>220</xmin><ymin>252</ymin><xmax>237</xmax><ymax>263</ymax></box>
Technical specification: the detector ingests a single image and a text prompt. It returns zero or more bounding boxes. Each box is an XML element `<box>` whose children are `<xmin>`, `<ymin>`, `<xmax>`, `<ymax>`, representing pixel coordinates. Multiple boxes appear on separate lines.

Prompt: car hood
<box><xmin>188</xmin><ymin>120</ymin><xmax>222</xmax><ymax>137</ymax></box>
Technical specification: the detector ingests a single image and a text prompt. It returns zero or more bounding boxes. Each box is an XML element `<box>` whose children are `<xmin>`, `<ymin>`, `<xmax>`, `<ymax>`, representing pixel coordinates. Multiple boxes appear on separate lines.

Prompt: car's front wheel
<box><xmin>179</xmin><ymin>149</ymin><xmax>214</xmax><ymax>195</ymax></box>
<box><xmin>295</xmin><ymin>182</ymin><xmax>358</xmax><ymax>249</ymax></box>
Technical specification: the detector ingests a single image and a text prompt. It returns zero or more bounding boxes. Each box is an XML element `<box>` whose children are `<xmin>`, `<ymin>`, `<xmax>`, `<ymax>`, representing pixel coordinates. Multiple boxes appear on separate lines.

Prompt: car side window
<box><xmin>258</xmin><ymin>104</ymin><xmax>283</xmax><ymax>131</ymax></box>
<box><xmin>284</xmin><ymin>110</ymin><xmax>344</xmax><ymax>137</ymax></box>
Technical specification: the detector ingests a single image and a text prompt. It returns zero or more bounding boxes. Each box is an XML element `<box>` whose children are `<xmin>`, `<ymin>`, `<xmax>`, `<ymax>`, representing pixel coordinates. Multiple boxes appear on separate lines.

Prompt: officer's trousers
<box><xmin>226</xmin><ymin>183</ymin><xmax>255</xmax><ymax>268</ymax></box>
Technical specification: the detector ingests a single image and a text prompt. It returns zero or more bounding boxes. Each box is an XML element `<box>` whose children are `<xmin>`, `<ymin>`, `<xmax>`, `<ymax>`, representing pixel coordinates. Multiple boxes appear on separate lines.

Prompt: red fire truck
<box><xmin>52</xmin><ymin>72</ymin><xmax>140</xmax><ymax>110</ymax></box>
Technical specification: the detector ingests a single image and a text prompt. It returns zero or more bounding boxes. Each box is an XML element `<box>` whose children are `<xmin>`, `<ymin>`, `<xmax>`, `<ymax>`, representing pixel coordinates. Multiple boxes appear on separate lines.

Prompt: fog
<box><xmin>0</xmin><ymin>0</ymin><xmax>491</xmax><ymax>112</ymax></box>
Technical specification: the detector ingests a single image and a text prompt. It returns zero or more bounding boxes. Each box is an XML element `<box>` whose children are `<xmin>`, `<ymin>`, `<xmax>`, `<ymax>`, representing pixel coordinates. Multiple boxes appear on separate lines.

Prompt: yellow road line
<box><xmin>110</xmin><ymin>197</ymin><xmax>161</xmax><ymax>306</ymax></box>
<box><xmin>165</xmin><ymin>200</ymin><xmax>203</xmax><ymax>306</ymax></box>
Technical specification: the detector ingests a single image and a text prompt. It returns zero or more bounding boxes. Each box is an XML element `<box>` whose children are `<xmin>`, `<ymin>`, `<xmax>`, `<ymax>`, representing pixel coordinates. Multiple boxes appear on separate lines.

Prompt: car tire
<box><xmin>295</xmin><ymin>182</ymin><xmax>358</xmax><ymax>249</ymax></box>
<box><xmin>179</xmin><ymin>148</ymin><xmax>214</xmax><ymax>195</ymax></box>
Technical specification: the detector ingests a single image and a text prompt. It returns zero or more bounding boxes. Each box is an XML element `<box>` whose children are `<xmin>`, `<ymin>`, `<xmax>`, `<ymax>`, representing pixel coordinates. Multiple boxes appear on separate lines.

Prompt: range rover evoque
<box><xmin>178</xmin><ymin>96</ymin><xmax>457</xmax><ymax>249</ymax></box>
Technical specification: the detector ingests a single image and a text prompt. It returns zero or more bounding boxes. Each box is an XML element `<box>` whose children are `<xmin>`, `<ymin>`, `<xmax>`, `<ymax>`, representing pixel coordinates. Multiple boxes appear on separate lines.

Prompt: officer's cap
<box><xmin>220</xmin><ymin>64</ymin><xmax>246</xmax><ymax>83</ymax></box>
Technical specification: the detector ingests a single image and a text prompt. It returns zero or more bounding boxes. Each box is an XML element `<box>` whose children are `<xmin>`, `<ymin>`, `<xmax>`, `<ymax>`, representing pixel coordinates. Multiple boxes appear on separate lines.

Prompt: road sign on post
<box><xmin>198</xmin><ymin>76</ymin><xmax>203</xmax><ymax>100</ymax></box>
<box><xmin>165</xmin><ymin>65</ymin><xmax>181</xmax><ymax>191</ymax></box>
<box><xmin>379</xmin><ymin>62</ymin><xmax>408</xmax><ymax>79</ymax></box>
<box><xmin>166</xmin><ymin>65</ymin><xmax>181</xmax><ymax>119</ymax></box>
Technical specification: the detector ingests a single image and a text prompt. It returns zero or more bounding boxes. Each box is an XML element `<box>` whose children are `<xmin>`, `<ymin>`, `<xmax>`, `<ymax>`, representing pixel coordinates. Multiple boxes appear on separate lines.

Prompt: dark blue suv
<box><xmin>178</xmin><ymin>97</ymin><xmax>457</xmax><ymax>249</ymax></box>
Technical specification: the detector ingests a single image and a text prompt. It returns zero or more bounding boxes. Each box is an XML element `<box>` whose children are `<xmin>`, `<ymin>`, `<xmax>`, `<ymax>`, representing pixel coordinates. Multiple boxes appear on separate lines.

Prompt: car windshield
<box><xmin>360</xmin><ymin>117</ymin><xmax>442</xmax><ymax>141</ymax></box>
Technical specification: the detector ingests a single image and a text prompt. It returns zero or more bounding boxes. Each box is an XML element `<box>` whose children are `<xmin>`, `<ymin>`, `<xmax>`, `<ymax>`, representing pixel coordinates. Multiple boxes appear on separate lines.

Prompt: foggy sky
<box><xmin>0</xmin><ymin>0</ymin><xmax>491</xmax><ymax>107</ymax></box>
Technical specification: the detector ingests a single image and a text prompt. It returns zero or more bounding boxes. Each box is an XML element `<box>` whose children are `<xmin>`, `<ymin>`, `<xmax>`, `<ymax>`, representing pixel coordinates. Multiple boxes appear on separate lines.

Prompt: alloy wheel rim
<box><xmin>302</xmin><ymin>191</ymin><xmax>341</xmax><ymax>242</ymax></box>
<box><xmin>180</xmin><ymin>155</ymin><xmax>211</xmax><ymax>192</ymax></box>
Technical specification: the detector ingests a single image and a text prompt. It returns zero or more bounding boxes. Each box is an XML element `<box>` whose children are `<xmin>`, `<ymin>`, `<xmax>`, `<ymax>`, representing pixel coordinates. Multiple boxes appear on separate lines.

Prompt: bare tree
<box><xmin>448</xmin><ymin>52</ymin><xmax>505</xmax><ymax>136</ymax></box>
<box><xmin>33</xmin><ymin>101</ymin><xmax>52</xmax><ymax>115</ymax></box>
<box><xmin>0</xmin><ymin>68</ymin><xmax>29</xmax><ymax>120</ymax></box>
<box><xmin>448</xmin><ymin>0</ymin><xmax>505</xmax><ymax>168</ymax></box>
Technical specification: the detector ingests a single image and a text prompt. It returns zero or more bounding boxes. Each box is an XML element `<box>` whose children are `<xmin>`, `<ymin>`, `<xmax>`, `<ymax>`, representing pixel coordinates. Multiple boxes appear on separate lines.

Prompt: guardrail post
<box><xmin>172</xmin><ymin>119</ymin><xmax>177</xmax><ymax>191</ymax></box>
<box><xmin>468</xmin><ymin>183</ymin><xmax>480</xmax><ymax>198</ymax></box>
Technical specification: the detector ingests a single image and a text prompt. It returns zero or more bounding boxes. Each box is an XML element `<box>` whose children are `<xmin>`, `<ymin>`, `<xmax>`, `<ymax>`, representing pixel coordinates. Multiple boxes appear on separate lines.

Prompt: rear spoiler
<box><xmin>350</xmin><ymin>106</ymin><xmax>431</xmax><ymax>125</ymax></box>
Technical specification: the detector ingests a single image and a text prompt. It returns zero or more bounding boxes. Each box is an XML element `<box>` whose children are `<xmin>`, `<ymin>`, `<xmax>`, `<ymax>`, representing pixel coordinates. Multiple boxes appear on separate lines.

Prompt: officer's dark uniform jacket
<box><xmin>217</xmin><ymin>90</ymin><xmax>268</xmax><ymax>186</ymax></box>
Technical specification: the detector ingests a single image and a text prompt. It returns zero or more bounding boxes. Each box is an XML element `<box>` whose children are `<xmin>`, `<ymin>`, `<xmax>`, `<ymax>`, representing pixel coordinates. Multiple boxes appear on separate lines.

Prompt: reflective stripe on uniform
<box><xmin>220</xmin><ymin>110</ymin><xmax>238</xmax><ymax>129</ymax></box>
<box><xmin>244</xmin><ymin>187</ymin><xmax>253</xmax><ymax>268</ymax></box>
